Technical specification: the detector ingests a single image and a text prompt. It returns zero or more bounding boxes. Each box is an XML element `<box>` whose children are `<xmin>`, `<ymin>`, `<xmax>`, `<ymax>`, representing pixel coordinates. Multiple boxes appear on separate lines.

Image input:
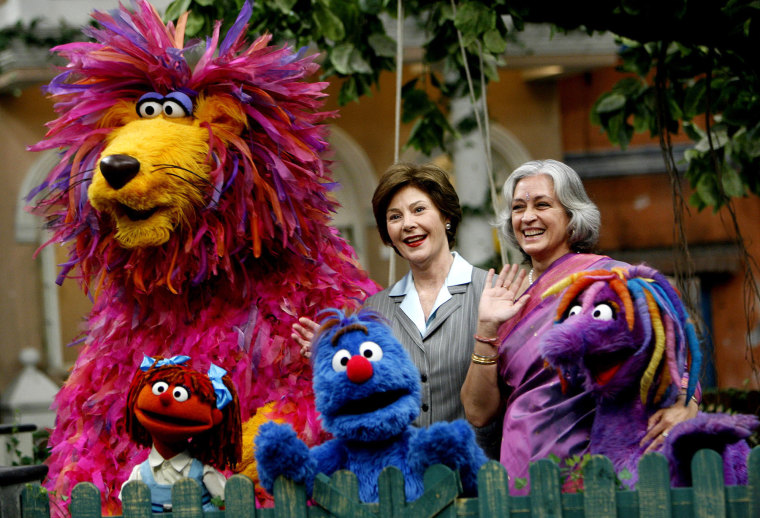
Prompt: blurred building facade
<box><xmin>1</xmin><ymin>2</ymin><xmax>758</xmax><ymax>406</ymax></box>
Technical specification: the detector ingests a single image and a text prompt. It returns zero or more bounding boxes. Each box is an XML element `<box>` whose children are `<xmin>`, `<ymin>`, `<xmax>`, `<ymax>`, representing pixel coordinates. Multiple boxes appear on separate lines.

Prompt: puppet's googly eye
<box><xmin>164</xmin><ymin>91</ymin><xmax>193</xmax><ymax>117</ymax></box>
<box><xmin>592</xmin><ymin>303</ymin><xmax>614</xmax><ymax>321</ymax></box>
<box><xmin>359</xmin><ymin>341</ymin><xmax>383</xmax><ymax>362</ymax></box>
<box><xmin>162</xmin><ymin>99</ymin><xmax>190</xmax><ymax>118</ymax></box>
<box><xmin>172</xmin><ymin>386</ymin><xmax>190</xmax><ymax>402</ymax></box>
<box><xmin>331</xmin><ymin>349</ymin><xmax>351</xmax><ymax>372</ymax></box>
<box><xmin>137</xmin><ymin>100</ymin><xmax>163</xmax><ymax>118</ymax></box>
<box><xmin>151</xmin><ymin>381</ymin><xmax>169</xmax><ymax>395</ymax></box>
<box><xmin>567</xmin><ymin>305</ymin><xmax>582</xmax><ymax>318</ymax></box>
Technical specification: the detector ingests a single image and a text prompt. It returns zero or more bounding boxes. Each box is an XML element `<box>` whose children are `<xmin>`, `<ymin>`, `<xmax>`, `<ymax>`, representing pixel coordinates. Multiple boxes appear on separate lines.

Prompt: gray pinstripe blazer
<box><xmin>364</xmin><ymin>264</ymin><xmax>501</xmax><ymax>458</ymax></box>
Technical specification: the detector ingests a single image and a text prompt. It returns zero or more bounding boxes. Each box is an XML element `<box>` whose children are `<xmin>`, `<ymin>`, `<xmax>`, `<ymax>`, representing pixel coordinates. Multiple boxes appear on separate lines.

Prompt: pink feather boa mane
<box><xmin>32</xmin><ymin>0</ymin><xmax>352</xmax><ymax>298</ymax></box>
<box><xmin>29</xmin><ymin>0</ymin><xmax>378</xmax><ymax>513</ymax></box>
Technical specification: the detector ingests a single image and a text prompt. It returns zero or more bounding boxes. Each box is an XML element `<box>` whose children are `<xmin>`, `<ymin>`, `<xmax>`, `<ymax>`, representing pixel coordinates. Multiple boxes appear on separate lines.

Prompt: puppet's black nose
<box><xmin>99</xmin><ymin>154</ymin><xmax>140</xmax><ymax>190</ymax></box>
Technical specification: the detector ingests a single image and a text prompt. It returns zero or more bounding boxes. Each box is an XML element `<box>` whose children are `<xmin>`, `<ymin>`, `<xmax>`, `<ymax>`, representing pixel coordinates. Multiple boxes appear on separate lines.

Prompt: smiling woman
<box><xmin>460</xmin><ymin>159</ymin><xmax>700</xmax><ymax>493</ymax></box>
<box><xmin>293</xmin><ymin>162</ymin><xmax>502</xmax><ymax>459</ymax></box>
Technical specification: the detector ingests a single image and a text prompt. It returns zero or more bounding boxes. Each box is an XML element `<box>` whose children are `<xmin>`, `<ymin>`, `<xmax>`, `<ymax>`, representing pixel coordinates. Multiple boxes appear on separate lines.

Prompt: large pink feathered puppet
<box><xmin>539</xmin><ymin>265</ymin><xmax>758</xmax><ymax>488</ymax></box>
<box><xmin>28</xmin><ymin>1</ymin><xmax>377</xmax><ymax>512</ymax></box>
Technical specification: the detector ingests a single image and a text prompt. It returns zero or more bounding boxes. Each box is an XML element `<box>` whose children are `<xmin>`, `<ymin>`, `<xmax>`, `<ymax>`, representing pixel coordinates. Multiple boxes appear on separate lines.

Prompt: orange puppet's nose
<box><xmin>346</xmin><ymin>355</ymin><xmax>373</xmax><ymax>384</ymax></box>
<box><xmin>159</xmin><ymin>391</ymin><xmax>173</xmax><ymax>407</ymax></box>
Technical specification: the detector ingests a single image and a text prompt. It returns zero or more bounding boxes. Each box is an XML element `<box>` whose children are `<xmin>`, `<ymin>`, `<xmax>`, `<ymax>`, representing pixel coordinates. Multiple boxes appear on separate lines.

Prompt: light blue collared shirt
<box><xmin>390</xmin><ymin>252</ymin><xmax>473</xmax><ymax>336</ymax></box>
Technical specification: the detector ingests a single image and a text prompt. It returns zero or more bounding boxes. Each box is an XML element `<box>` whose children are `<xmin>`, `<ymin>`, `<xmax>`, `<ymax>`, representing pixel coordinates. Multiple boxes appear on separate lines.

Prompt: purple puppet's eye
<box><xmin>567</xmin><ymin>305</ymin><xmax>582</xmax><ymax>318</ymax></box>
<box><xmin>592</xmin><ymin>303</ymin><xmax>614</xmax><ymax>321</ymax></box>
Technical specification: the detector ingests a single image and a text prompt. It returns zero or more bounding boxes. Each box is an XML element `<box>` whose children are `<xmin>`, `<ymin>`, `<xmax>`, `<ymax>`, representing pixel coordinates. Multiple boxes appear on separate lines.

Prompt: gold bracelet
<box><xmin>471</xmin><ymin>352</ymin><xmax>498</xmax><ymax>365</ymax></box>
<box><xmin>474</xmin><ymin>334</ymin><xmax>499</xmax><ymax>346</ymax></box>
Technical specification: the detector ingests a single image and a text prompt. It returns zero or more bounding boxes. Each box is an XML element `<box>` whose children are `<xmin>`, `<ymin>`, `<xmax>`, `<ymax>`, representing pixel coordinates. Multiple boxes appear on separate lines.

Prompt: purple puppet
<box><xmin>539</xmin><ymin>265</ymin><xmax>758</xmax><ymax>488</ymax></box>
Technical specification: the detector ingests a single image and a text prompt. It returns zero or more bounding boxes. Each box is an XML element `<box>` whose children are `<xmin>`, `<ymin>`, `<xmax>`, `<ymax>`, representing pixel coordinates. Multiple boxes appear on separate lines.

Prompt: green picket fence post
<box><xmin>223</xmin><ymin>475</ymin><xmax>257</xmax><ymax>518</ymax></box>
<box><xmin>637</xmin><ymin>453</ymin><xmax>672</xmax><ymax>518</ymax></box>
<box><xmin>692</xmin><ymin>449</ymin><xmax>725</xmax><ymax>518</ymax></box>
<box><xmin>377</xmin><ymin>466</ymin><xmax>407</xmax><ymax>517</ymax></box>
<box><xmin>583</xmin><ymin>455</ymin><xmax>617</xmax><ymax>518</ymax></box>
<box><xmin>271</xmin><ymin>473</ymin><xmax>308</xmax><ymax>518</ymax></box>
<box><xmin>749</xmin><ymin>447</ymin><xmax>760</xmax><ymax>518</ymax></box>
<box><xmin>171</xmin><ymin>478</ymin><xmax>206</xmax><ymax>518</ymax></box>
<box><xmin>312</xmin><ymin>470</ymin><xmax>370</xmax><ymax>518</ymax></box>
<box><xmin>530</xmin><ymin>458</ymin><xmax>562</xmax><ymax>518</ymax></box>
<box><xmin>20</xmin><ymin>483</ymin><xmax>49</xmax><ymax>518</ymax></box>
<box><xmin>121</xmin><ymin>480</ymin><xmax>152</xmax><ymax>518</ymax></box>
<box><xmin>69</xmin><ymin>482</ymin><xmax>101</xmax><ymax>518</ymax></box>
<box><xmin>418</xmin><ymin>464</ymin><xmax>460</xmax><ymax>518</ymax></box>
<box><xmin>476</xmin><ymin>461</ymin><xmax>510</xmax><ymax>517</ymax></box>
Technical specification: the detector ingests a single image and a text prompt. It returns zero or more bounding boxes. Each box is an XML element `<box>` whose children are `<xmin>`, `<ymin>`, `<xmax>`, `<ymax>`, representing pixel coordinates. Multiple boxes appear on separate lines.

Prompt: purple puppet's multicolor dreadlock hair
<box><xmin>543</xmin><ymin>265</ymin><xmax>702</xmax><ymax>405</ymax></box>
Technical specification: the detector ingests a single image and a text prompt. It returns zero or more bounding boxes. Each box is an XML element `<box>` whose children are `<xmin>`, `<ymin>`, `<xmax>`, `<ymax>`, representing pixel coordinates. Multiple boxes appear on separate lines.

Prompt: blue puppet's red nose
<box><xmin>346</xmin><ymin>355</ymin><xmax>373</xmax><ymax>383</ymax></box>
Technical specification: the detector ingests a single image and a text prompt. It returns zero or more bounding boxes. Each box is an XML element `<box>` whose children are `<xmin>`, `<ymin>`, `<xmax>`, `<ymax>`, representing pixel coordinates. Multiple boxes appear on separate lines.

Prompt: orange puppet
<box><xmin>122</xmin><ymin>355</ymin><xmax>242</xmax><ymax>512</ymax></box>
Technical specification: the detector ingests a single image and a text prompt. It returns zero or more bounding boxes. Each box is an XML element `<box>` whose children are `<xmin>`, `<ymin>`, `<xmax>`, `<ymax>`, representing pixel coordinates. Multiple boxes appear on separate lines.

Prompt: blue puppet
<box><xmin>255</xmin><ymin>308</ymin><xmax>487</xmax><ymax>502</ymax></box>
<box><xmin>539</xmin><ymin>265</ymin><xmax>758</xmax><ymax>488</ymax></box>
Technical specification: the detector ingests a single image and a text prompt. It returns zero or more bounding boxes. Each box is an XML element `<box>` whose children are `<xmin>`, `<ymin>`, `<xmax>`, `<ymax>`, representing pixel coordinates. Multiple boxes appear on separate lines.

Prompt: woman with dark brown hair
<box><xmin>294</xmin><ymin>162</ymin><xmax>501</xmax><ymax>457</ymax></box>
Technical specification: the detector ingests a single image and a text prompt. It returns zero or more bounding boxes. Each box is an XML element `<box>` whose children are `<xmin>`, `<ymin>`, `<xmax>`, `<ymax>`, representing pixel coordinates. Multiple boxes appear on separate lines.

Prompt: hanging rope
<box><xmin>450</xmin><ymin>0</ymin><xmax>507</xmax><ymax>266</ymax></box>
<box><xmin>388</xmin><ymin>0</ymin><xmax>404</xmax><ymax>286</ymax></box>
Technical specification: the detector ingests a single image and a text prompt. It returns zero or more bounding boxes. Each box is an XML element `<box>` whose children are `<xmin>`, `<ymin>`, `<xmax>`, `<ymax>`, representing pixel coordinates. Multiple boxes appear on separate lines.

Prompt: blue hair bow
<box><xmin>140</xmin><ymin>355</ymin><xmax>190</xmax><ymax>371</ymax></box>
<box><xmin>207</xmin><ymin>363</ymin><xmax>233</xmax><ymax>410</ymax></box>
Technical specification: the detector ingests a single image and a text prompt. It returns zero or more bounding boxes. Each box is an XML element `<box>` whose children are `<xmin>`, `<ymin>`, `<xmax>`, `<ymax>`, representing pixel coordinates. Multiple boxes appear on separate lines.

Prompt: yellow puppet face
<box><xmin>88</xmin><ymin>93</ymin><xmax>245</xmax><ymax>248</ymax></box>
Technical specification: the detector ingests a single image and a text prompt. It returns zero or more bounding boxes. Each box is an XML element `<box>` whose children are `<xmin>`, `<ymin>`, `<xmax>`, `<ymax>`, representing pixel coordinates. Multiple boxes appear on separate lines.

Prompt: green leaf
<box><xmin>194</xmin><ymin>0</ymin><xmax>216</xmax><ymax>7</ymax></box>
<box><xmin>695</xmin><ymin>127</ymin><xmax>729</xmax><ymax>152</ymax></box>
<box><xmin>348</xmin><ymin>50</ymin><xmax>373</xmax><ymax>74</ymax></box>
<box><xmin>406</xmin><ymin>117</ymin><xmax>441</xmax><ymax>154</ymax></box>
<box><xmin>606</xmin><ymin>112</ymin><xmax>625</xmax><ymax>145</ymax></box>
<box><xmin>454</xmin><ymin>2</ymin><xmax>495</xmax><ymax>37</ymax></box>
<box><xmin>272</xmin><ymin>0</ymin><xmax>299</xmax><ymax>13</ymax></box>
<box><xmin>513</xmin><ymin>477</ymin><xmax>528</xmax><ymax>490</ymax></box>
<box><xmin>338</xmin><ymin>77</ymin><xmax>359</xmax><ymax>105</ymax></box>
<box><xmin>331</xmin><ymin>43</ymin><xmax>354</xmax><ymax>75</ymax></box>
<box><xmin>483</xmin><ymin>29</ymin><xmax>507</xmax><ymax>54</ymax></box>
<box><xmin>164</xmin><ymin>0</ymin><xmax>192</xmax><ymax>23</ymax></box>
<box><xmin>402</xmin><ymin>89</ymin><xmax>433</xmax><ymax>122</ymax></box>
<box><xmin>359</xmin><ymin>0</ymin><xmax>385</xmax><ymax>14</ymax></box>
<box><xmin>595</xmin><ymin>92</ymin><xmax>627</xmax><ymax>114</ymax></box>
<box><xmin>689</xmin><ymin>191</ymin><xmax>707</xmax><ymax>211</ymax></box>
<box><xmin>721</xmin><ymin>166</ymin><xmax>745</xmax><ymax>197</ymax></box>
<box><xmin>313</xmin><ymin>1</ymin><xmax>346</xmax><ymax>42</ymax></box>
<box><xmin>184</xmin><ymin>11</ymin><xmax>206</xmax><ymax>37</ymax></box>
<box><xmin>696</xmin><ymin>174</ymin><xmax>720</xmax><ymax>208</ymax></box>
<box><xmin>368</xmin><ymin>33</ymin><xmax>397</xmax><ymax>58</ymax></box>
<box><xmin>683</xmin><ymin>78</ymin><xmax>706</xmax><ymax>119</ymax></box>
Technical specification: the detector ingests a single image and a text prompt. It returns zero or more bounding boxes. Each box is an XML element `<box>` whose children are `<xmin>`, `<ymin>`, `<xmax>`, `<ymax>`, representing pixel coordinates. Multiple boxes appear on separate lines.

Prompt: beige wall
<box><xmin>1</xmin><ymin>84</ymin><xmax>91</xmax><ymax>393</ymax></box>
<box><xmin>1</xmin><ymin>85</ymin><xmax>51</xmax><ymax>392</ymax></box>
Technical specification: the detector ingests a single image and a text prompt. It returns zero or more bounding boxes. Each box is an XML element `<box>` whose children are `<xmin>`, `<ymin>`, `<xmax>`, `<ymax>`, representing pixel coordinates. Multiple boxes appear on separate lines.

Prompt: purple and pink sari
<box><xmin>496</xmin><ymin>253</ymin><xmax>626</xmax><ymax>491</ymax></box>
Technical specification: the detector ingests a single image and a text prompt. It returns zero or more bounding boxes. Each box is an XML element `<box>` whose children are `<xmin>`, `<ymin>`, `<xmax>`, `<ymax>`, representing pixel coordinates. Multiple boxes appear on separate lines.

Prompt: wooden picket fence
<box><xmin>20</xmin><ymin>447</ymin><xmax>760</xmax><ymax>517</ymax></box>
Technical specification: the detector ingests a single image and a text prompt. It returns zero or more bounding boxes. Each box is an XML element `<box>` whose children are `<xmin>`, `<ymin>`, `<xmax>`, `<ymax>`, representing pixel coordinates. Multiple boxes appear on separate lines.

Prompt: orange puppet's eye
<box><xmin>172</xmin><ymin>386</ymin><xmax>190</xmax><ymax>402</ymax></box>
<box><xmin>151</xmin><ymin>381</ymin><xmax>169</xmax><ymax>395</ymax></box>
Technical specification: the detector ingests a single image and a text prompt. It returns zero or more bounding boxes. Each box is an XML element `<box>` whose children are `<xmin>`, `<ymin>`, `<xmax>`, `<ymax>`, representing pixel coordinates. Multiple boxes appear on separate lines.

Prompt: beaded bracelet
<box><xmin>474</xmin><ymin>334</ymin><xmax>499</xmax><ymax>346</ymax></box>
<box><xmin>471</xmin><ymin>352</ymin><xmax>498</xmax><ymax>365</ymax></box>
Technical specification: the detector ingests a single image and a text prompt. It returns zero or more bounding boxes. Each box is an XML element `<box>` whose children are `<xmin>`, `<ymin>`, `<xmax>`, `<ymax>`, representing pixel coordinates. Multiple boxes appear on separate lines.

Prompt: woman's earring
<box><xmin>445</xmin><ymin>222</ymin><xmax>451</xmax><ymax>230</ymax></box>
